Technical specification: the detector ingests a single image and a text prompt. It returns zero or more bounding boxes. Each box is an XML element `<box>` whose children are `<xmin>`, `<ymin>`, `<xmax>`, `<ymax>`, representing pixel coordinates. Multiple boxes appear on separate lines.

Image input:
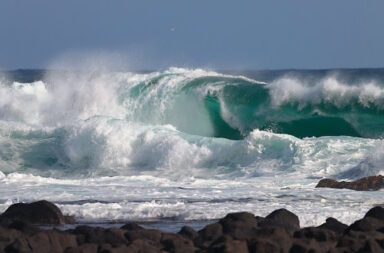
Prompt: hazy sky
<box><xmin>0</xmin><ymin>0</ymin><xmax>383</xmax><ymax>70</ymax></box>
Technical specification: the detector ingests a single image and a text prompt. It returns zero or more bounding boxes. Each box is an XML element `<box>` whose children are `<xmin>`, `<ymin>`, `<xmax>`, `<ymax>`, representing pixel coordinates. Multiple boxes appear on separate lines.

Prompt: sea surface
<box><xmin>0</xmin><ymin>68</ymin><xmax>383</xmax><ymax>230</ymax></box>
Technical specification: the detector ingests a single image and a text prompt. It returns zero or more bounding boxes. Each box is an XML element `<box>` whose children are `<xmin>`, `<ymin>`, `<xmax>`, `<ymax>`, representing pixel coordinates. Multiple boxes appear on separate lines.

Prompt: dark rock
<box><xmin>121</xmin><ymin>223</ymin><xmax>144</xmax><ymax>231</ymax></box>
<box><xmin>317</xmin><ymin>217</ymin><xmax>347</xmax><ymax>234</ymax></box>
<box><xmin>347</xmin><ymin>217</ymin><xmax>384</xmax><ymax>232</ymax></box>
<box><xmin>195</xmin><ymin>223</ymin><xmax>223</xmax><ymax>248</ymax></box>
<box><xmin>178</xmin><ymin>226</ymin><xmax>198</xmax><ymax>241</ymax></box>
<box><xmin>4</xmin><ymin>237</ymin><xmax>30</xmax><ymax>253</ymax></box>
<box><xmin>365</xmin><ymin>206</ymin><xmax>384</xmax><ymax>221</ymax></box>
<box><xmin>249</xmin><ymin>227</ymin><xmax>292</xmax><ymax>252</ymax></box>
<box><xmin>125</xmin><ymin>228</ymin><xmax>162</xmax><ymax>245</ymax></box>
<box><xmin>64</xmin><ymin>243</ymin><xmax>98</xmax><ymax>253</ymax></box>
<box><xmin>161</xmin><ymin>233</ymin><xmax>195</xmax><ymax>253</ymax></box>
<box><xmin>336</xmin><ymin>230</ymin><xmax>384</xmax><ymax>252</ymax></box>
<box><xmin>294</xmin><ymin>227</ymin><xmax>337</xmax><ymax>242</ymax></box>
<box><xmin>72</xmin><ymin>226</ymin><xmax>127</xmax><ymax>246</ymax></box>
<box><xmin>248</xmin><ymin>238</ymin><xmax>280</xmax><ymax>253</ymax></box>
<box><xmin>98</xmin><ymin>243</ymin><xmax>130</xmax><ymax>253</ymax></box>
<box><xmin>316</xmin><ymin>175</ymin><xmax>384</xmax><ymax>191</ymax></box>
<box><xmin>126</xmin><ymin>239</ymin><xmax>161</xmax><ymax>253</ymax></box>
<box><xmin>207</xmin><ymin>235</ymin><xmax>248</xmax><ymax>253</ymax></box>
<box><xmin>0</xmin><ymin>200</ymin><xmax>67</xmax><ymax>225</ymax></box>
<box><xmin>259</xmin><ymin>209</ymin><xmax>300</xmax><ymax>234</ymax></box>
<box><xmin>219</xmin><ymin>212</ymin><xmax>260</xmax><ymax>240</ymax></box>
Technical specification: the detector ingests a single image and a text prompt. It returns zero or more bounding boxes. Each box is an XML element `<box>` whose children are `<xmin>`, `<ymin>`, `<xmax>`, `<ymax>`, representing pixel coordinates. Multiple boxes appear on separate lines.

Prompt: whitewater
<box><xmin>0</xmin><ymin>67</ymin><xmax>384</xmax><ymax>228</ymax></box>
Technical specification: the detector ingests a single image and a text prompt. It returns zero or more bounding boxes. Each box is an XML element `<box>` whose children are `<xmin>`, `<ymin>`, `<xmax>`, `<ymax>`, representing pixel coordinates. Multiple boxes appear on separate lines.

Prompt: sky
<box><xmin>0</xmin><ymin>0</ymin><xmax>383</xmax><ymax>70</ymax></box>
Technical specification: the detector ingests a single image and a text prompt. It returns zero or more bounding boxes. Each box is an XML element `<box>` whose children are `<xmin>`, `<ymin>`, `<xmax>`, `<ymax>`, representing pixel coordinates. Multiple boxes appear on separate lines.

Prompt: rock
<box><xmin>195</xmin><ymin>223</ymin><xmax>223</xmax><ymax>248</ymax></box>
<box><xmin>346</xmin><ymin>217</ymin><xmax>384</xmax><ymax>232</ymax></box>
<box><xmin>126</xmin><ymin>239</ymin><xmax>161</xmax><ymax>253</ymax></box>
<box><xmin>64</xmin><ymin>243</ymin><xmax>98</xmax><ymax>253</ymax></box>
<box><xmin>294</xmin><ymin>227</ymin><xmax>337</xmax><ymax>242</ymax></box>
<box><xmin>161</xmin><ymin>233</ymin><xmax>195</xmax><ymax>253</ymax></box>
<box><xmin>178</xmin><ymin>226</ymin><xmax>198</xmax><ymax>241</ymax></box>
<box><xmin>316</xmin><ymin>175</ymin><xmax>384</xmax><ymax>191</ymax></box>
<box><xmin>207</xmin><ymin>235</ymin><xmax>248</xmax><ymax>253</ymax></box>
<box><xmin>121</xmin><ymin>223</ymin><xmax>144</xmax><ymax>231</ymax></box>
<box><xmin>0</xmin><ymin>200</ymin><xmax>67</xmax><ymax>225</ymax></box>
<box><xmin>317</xmin><ymin>217</ymin><xmax>347</xmax><ymax>234</ymax></box>
<box><xmin>125</xmin><ymin>228</ymin><xmax>162</xmax><ymax>246</ymax></box>
<box><xmin>248</xmin><ymin>238</ymin><xmax>281</xmax><ymax>253</ymax></box>
<box><xmin>365</xmin><ymin>206</ymin><xmax>384</xmax><ymax>221</ymax></box>
<box><xmin>259</xmin><ymin>209</ymin><xmax>300</xmax><ymax>234</ymax></box>
<box><xmin>219</xmin><ymin>212</ymin><xmax>260</xmax><ymax>240</ymax></box>
<box><xmin>72</xmin><ymin>226</ymin><xmax>127</xmax><ymax>246</ymax></box>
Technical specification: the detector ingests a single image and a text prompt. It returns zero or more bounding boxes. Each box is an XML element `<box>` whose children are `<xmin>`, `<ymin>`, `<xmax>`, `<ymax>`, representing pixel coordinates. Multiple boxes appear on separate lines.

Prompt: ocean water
<box><xmin>0</xmin><ymin>67</ymin><xmax>383</xmax><ymax>228</ymax></box>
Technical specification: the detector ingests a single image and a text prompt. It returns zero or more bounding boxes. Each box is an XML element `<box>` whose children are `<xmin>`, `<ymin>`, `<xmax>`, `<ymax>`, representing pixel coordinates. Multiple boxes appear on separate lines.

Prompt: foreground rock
<box><xmin>1</xmin><ymin>200</ymin><xmax>384</xmax><ymax>252</ymax></box>
<box><xmin>316</xmin><ymin>175</ymin><xmax>384</xmax><ymax>191</ymax></box>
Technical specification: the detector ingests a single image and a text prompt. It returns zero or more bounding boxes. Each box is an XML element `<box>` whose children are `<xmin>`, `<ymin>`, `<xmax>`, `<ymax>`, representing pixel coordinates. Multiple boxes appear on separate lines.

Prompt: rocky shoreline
<box><xmin>0</xmin><ymin>201</ymin><xmax>384</xmax><ymax>252</ymax></box>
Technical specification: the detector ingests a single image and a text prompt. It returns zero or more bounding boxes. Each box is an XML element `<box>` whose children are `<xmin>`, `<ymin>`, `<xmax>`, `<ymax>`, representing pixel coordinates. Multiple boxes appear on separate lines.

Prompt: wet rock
<box><xmin>316</xmin><ymin>175</ymin><xmax>384</xmax><ymax>191</ymax></box>
<box><xmin>317</xmin><ymin>217</ymin><xmax>347</xmax><ymax>234</ymax></box>
<box><xmin>0</xmin><ymin>200</ymin><xmax>67</xmax><ymax>225</ymax></box>
<box><xmin>259</xmin><ymin>209</ymin><xmax>300</xmax><ymax>234</ymax></box>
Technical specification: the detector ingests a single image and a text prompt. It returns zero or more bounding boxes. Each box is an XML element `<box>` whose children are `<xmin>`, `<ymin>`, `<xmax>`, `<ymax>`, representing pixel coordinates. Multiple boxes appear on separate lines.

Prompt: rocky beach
<box><xmin>0</xmin><ymin>199</ymin><xmax>384</xmax><ymax>253</ymax></box>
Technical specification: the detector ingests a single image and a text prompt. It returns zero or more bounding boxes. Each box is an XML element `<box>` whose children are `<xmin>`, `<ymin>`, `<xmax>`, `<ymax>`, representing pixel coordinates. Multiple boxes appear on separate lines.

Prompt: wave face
<box><xmin>0</xmin><ymin>67</ymin><xmax>384</xmax><ymax>226</ymax></box>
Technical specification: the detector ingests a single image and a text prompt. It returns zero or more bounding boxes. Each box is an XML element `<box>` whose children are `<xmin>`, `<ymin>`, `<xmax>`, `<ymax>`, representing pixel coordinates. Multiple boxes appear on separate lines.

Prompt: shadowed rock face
<box><xmin>1</xmin><ymin>200</ymin><xmax>384</xmax><ymax>252</ymax></box>
<box><xmin>316</xmin><ymin>175</ymin><xmax>384</xmax><ymax>191</ymax></box>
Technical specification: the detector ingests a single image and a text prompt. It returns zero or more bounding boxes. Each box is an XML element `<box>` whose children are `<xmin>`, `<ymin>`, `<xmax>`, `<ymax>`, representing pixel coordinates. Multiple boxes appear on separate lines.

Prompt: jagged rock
<box><xmin>316</xmin><ymin>175</ymin><xmax>384</xmax><ymax>191</ymax></box>
<box><xmin>120</xmin><ymin>223</ymin><xmax>144</xmax><ymax>231</ymax></box>
<box><xmin>294</xmin><ymin>227</ymin><xmax>337</xmax><ymax>242</ymax></box>
<box><xmin>0</xmin><ymin>200</ymin><xmax>68</xmax><ymax>225</ymax></box>
<box><xmin>347</xmin><ymin>217</ymin><xmax>384</xmax><ymax>232</ymax></box>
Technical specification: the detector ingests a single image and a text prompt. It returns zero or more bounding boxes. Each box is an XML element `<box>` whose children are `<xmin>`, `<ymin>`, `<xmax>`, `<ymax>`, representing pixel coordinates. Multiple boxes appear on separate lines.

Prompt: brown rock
<box><xmin>207</xmin><ymin>235</ymin><xmax>248</xmax><ymax>253</ymax></box>
<box><xmin>259</xmin><ymin>209</ymin><xmax>300</xmax><ymax>235</ymax></box>
<box><xmin>0</xmin><ymin>200</ymin><xmax>67</xmax><ymax>225</ymax></box>
<box><xmin>195</xmin><ymin>223</ymin><xmax>223</xmax><ymax>248</ymax></box>
<box><xmin>178</xmin><ymin>226</ymin><xmax>198</xmax><ymax>241</ymax></box>
<box><xmin>161</xmin><ymin>233</ymin><xmax>195</xmax><ymax>253</ymax></box>
<box><xmin>219</xmin><ymin>212</ymin><xmax>260</xmax><ymax>240</ymax></box>
<box><xmin>316</xmin><ymin>175</ymin><xmax>384</xmax><ymax>191</ymax></box>
<box><xmin>317</xmin><ymin>217</ymin><xmax>347</xmax><ymax>234</ymax></box>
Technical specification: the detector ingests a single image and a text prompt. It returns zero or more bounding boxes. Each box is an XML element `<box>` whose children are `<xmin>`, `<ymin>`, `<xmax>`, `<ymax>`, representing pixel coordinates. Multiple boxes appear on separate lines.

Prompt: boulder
<box><xmin>178</xmin><ymin>226</ymin><xmax>198</xmax><ymax>241</ymax></box>
<box><xmin>0</xmin><ymin>200</ymin><xmax>68</xmax><ymax>225</ymax></box>
<box><xmin>365</xmin><ymin>206</ymin><xmax>384</xmax><ymax>221</ymax></box>
<box><xmin>317</xmin><ymin>217</ymin><xmax>347</xmax><ymax>234</ymax></box>
<box><xmin>219</xmin><ymin>212</ymin><xmax>260</xmax><ymax>240</ymax></box>
<box><xmin>207</xmin><ymin>235</ymin><xmax>248</xmax><ymax>253</ymax></box>
<box><xmin>195</xmin><ymin>223</ymin><xmax>223</xmax><ymax>248</ymax></box>
<box><xmin>161</xmin><ymin>233</ymin><xmax>195</xmax><ymax>253</ymax></box>
<box><xmin>259</xmin><ymin>209</ymin><xmax>300</xmax><ymax>234</ymax></box>
<box><xmin>316</xmin><ymin>175</ymin><xmax>384</xmax><ymax>191</ymax></box>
